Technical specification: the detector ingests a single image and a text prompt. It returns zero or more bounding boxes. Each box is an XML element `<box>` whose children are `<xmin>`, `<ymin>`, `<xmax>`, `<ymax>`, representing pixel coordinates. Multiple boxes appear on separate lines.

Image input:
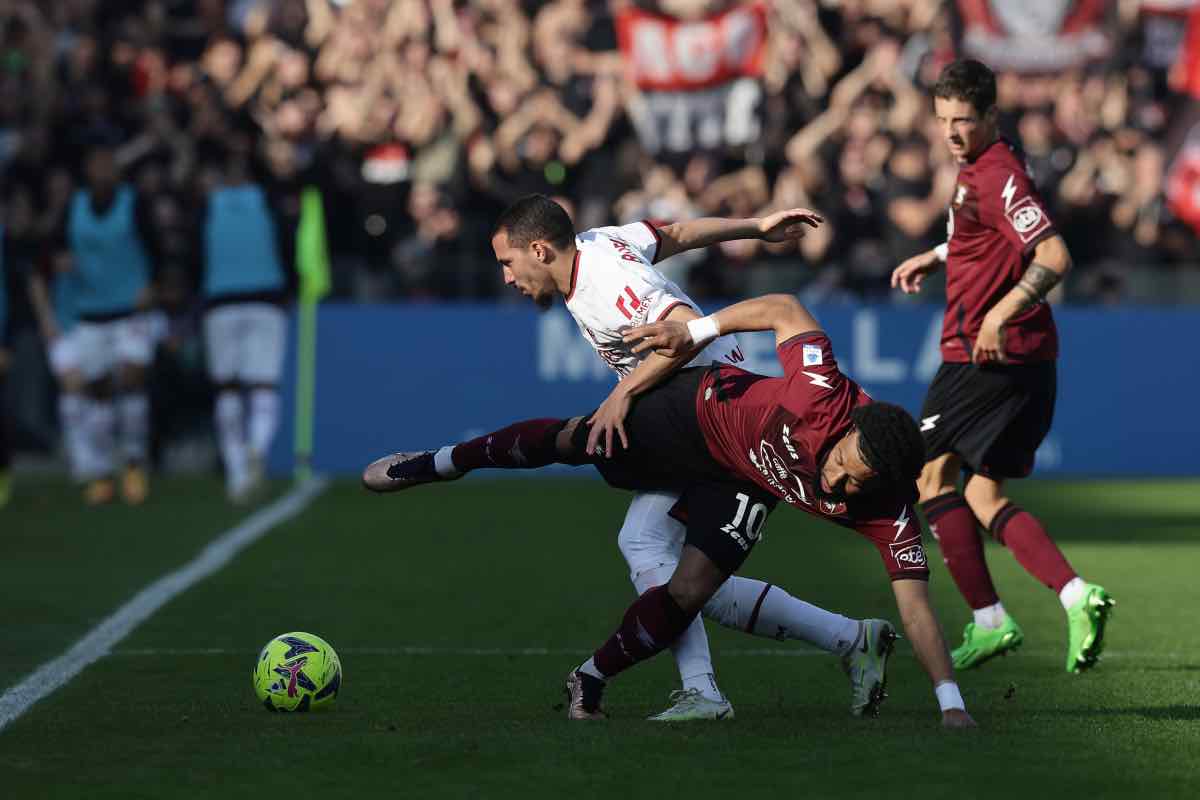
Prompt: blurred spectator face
<box><xmin>933</xmin><ymin>96</ymin><xmax>996</xmax><ymax>163</ymax></box>
<box><xmin>85</xmin><ymin>148</ymin><xmax>119</xmax><ymax>192</ymax></box>
<box><xmin>840</xmin><ymin>144</ymin><xmax>869</xmax><ymax>188</ymax></box>
<box><xmin>1018</xmin><ymin>111</ymin><xmax>1054</xmax><ymax>153</ymax></box>
<box><xmin>408</xmin><ymin>182</ymin><xmax>440</xmax><ymax>222</ymax></box>
<box><xmin>522</xmin><ymin>124</ymin><xmax>559</xmax><ymax>166</ymax></box>
<box><xmin>203</xmin><ymin>39</ymin><xmax>242</xmax><ymax>85</ymax></box>
<box><xmin>490</xmin><ymin>229</ymin><xmax>559</xmax><ymax>310</ymax></box>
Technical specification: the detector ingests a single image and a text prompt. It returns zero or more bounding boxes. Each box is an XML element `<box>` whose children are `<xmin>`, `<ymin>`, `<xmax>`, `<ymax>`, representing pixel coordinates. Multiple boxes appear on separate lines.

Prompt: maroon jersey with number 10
<box><xmin>943</xmin><ymin>138</ymin><xmax>1059</xmax><ymax>363</ymax></box>
<box><xmin>695</xmin><ymin>332</ymin><xmax>928</xmax><ymax>581</ymax></box>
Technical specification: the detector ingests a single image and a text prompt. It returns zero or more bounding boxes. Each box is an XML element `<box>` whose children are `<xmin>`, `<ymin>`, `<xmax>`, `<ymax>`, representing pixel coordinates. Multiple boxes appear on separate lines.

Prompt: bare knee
<box><xmin>666</xmin><ymin>546</ymin><xmax>726</xmax><ymax>615</ymax></box>
<box><xmin>917</xmin><ymin>454</ymin><xmax>960</xmax><ymax>503</ymax></box>
<box><xmin>964</xmin><ymin>475</ymin><xmax>1008</xmax><ymax>530</ymax></box>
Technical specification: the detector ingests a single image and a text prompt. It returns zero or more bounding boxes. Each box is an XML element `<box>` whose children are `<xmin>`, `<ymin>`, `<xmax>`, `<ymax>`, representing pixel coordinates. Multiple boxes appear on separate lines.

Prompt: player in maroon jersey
<box><xmin>365</xmin><ymin>293</ymin><xmax>975</xmax><ymax>727</ymax></box>
<box><xmin>890</xmin><ymin>59</ymin><xmax>1114</xmax><ymax>674</ymax></box>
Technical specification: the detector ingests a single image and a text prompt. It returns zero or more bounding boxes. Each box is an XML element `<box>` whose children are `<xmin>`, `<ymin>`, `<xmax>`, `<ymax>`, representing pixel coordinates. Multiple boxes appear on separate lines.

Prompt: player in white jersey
<box><xmin>366</xmin><ymin>195</ymin><xmax>898</xmax><ymax>721</ymax></box>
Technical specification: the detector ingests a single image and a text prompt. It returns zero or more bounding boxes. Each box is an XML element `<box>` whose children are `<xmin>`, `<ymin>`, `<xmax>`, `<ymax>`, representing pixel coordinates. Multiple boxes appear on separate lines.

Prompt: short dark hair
<box><xmin>850</xmin><ymin>402</ymin><xmax>925</xmax><ymax>500</ymax></box>
<box><xmin>932</xmin><ymin>59</ymin><xmax>996</xmax><ymax>116</ymax></box>
<box><xmin>493</xmin><ymin>194</ymin><xmax>575</xmax><ymax>250</ymax></box>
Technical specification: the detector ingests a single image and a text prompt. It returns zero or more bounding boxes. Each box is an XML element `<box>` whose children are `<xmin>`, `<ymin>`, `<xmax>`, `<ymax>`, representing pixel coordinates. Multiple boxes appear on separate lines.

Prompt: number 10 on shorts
<box><xmin>721</xmin><ymin>492</ymin><xmax>768</xmax><ymax>551</ymax></box>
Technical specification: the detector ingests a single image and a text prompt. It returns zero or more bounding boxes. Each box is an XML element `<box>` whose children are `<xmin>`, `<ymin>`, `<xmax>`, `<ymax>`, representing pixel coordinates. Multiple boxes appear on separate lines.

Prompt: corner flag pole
<box><xmin>293</xmin><ymin>186</ymin><xmax>331</xmax><ymax>482</ymax></box>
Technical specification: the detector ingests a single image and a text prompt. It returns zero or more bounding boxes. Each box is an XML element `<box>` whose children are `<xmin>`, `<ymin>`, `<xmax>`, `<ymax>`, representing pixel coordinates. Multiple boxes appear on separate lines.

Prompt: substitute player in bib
<box><xmin>366</xmin><ymin>292</ymin><xmax>973</xmax><ymax>727</ymax></box>
<box><xmin>200</xmin><ymin>146</ymin><xmax>294</xmax><ymax>503</ymax></box>
<box><xmin>62</xmin><ymin>143</ymin><xmax>160</xmax><ymax>505</ymax></box>
<box><xmin>369</xmin><ymin>195</ymin><xmax>898</xmax><ymax>721</ymax></box>
<box><xmin>890</xmin><ymin>60</ymin><xmax>1113</xmax><ymax>673</ymax></box>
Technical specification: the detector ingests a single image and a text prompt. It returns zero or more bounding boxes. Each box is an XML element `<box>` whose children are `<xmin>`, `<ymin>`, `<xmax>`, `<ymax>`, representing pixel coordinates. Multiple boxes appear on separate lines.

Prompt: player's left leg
<box><xmin>568</xmin><ymin>481</ymin><xmax>775</xmax><ymax>720</ymax></box>
<box><xmin>242</xmin><ymin>304</ymin><xmax>288</xmax><ymax>493</ymax></box>
<box><xmin>965</xmin><ymin>474</ymin><xmax>1114</xmax><ymax>673</ymax></box>
<box><xmin>114</xmin><ymin>315</ymin><xmax>156</xmax><ymax>505</ymax></box>
<box><xmin>618</xmin><ymin>492</ymin><xmax>733</xmax><ymax>720</ymax></box>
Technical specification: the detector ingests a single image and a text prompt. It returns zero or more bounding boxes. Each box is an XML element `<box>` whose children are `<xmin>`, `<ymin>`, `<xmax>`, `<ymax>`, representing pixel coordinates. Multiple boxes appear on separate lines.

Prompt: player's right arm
<box><xmin>27</xmin><ymin>269</ymin><xmax>60</xmax><ymax>342</ymax></box>
<box><xmin>586</xmin><ymin>303</ymin><xmax>703</xmax><ymax>457</ymax></box>
<box><xmin>624</xmin><ymin>293</ymin><xmax>821</xmax><ymax>355</ymax></box>
<box><xmin>892</xmin><ymin>579</ymin><xmax>977</xmax><ymax>728</ymax></box>
<box><xmin>890</xmin><ymin>245</ymin><xmax>945</xmax><ymax>294</ymax></box>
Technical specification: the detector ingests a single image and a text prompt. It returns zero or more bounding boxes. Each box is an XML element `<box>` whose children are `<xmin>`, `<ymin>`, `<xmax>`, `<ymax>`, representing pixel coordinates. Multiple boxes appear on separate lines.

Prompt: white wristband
<box><xmin>933</xmin><ymin>242</ymin><xmax>949</xmax><ymax>262</ymax></box>
<box><xmin>686</xmin><ymin>315</ymin><xmax>720</xmax><ymax>348</ymax></box>
<box><xmin>934</xmin><ymin>680</ymin><xmax>965</xmax><ymax>712</ymax></box>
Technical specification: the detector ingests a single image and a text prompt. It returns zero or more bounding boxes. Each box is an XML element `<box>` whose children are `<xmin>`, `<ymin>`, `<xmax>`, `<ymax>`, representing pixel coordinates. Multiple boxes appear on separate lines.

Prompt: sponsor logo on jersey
<box><xmin>748</xmin><ymin>441</ymin><xmax>810</xmax><ymax>506</ymax></box>
<box><xmin>1006</xmin><ymin>196</ymin><xmax>1051</xmax><ymax>243</ymax></box>
<box><xmin>803</xmin><ymin>344</ymin><xmax>823</xmax><ymax>366</ymax></box>
<box><xmin>609</xmin><ymin>237</ymin><xmax>646</xmax><ymax>264</ymax></box>
<box><xmin>780</xmin><ymin>424</ymin><xmax>800</xmax><ymax>461</ymax></box>
<box><xmin>953</xmin><ymin>184</ymin><xmax>967</xmax><ymax>207</ymax></box>
<box><xmin>889</xmin><ymin>535</ymin><xmax>927</xmax><ymax>569</ymax></box>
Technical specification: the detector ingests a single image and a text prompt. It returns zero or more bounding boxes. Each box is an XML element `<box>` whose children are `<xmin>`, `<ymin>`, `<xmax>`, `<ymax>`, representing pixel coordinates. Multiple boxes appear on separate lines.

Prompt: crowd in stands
<box><xmin>1</xmin><ymin>0</ymin><xmax>1197</xmax><ymax>316</ymax></box>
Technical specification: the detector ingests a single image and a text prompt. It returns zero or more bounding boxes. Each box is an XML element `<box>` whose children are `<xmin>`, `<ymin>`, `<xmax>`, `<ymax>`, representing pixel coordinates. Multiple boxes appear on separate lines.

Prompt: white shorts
<box><xmin>204</xmin><ymin>303</ymin><xmax>288</xmax><ymax>385</ymax></box>
<box><xmin>74</xmin><ymin>315</ymin><xmax>158</xmax><ymax>380</ymax></box>
<box><xmin>48</xmin><ymin>329</ymin><xmax>84</xmax><ymax>378</ymax></box>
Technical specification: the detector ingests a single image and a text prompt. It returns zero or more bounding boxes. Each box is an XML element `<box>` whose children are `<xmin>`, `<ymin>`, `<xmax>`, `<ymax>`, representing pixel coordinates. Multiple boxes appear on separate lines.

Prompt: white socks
<box><xmin>972</xmin><ymin>601</ymin><xmax>1008</xmax><ymax>629</ymax></box>
<box><xmin>248</xmin><ymin>388</ymin><xmax>280</xmax><ymax>460</ymax></box>
<box><xmin>704</xmin><ymin>576</ymin><xmax>861</xmax><ymax>655</ymax></box>
<box><xmin>216</xmin><ymin>390</ymin><xmax>249</xmax><ymax>491</ymax></box>
<box><xmin>1058</xmin><ymin>577</ymin><xmax>1086</xmax><ymax>610</ymax></box>
<box><xmin>59</xmin><ymin>393</ymin><xmax>89</xmax><ymax>481</ymax></box>
<box><xmin>634</xmin><ymin>565</ymin><xmax>723</xmax><ymax>701</ymax></box>
<box><xmin>83</xmin><ymin>398</ymin><xmax>116</xmax><ymax>479</ymax></box>
<box><xmin>434</xmin><ymin>446</ymin><xmax>461</xmax><ymax>478</ymax></box>
<box><xmin>118</xmin><ymin>393</ymin><xmax>149</xmax><ymax>464</ymax></box>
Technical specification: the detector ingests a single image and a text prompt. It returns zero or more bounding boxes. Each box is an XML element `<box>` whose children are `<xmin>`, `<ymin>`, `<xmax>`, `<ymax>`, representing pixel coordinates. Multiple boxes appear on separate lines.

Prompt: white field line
<box><xmin>106</xmin><ymin>646</ymin><xmax>1161</xmax><ymax>660</ymax></box>
<box><xmin>0</xmin><ymin>477</ymin><xmax>329</xmax><ymax>733</ymax></box>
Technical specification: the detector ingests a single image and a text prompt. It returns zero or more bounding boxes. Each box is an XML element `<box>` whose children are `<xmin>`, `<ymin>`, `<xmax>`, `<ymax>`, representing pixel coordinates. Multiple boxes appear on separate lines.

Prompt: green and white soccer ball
<box><xmin>253</xmin><ymin>632</ymin><xmax>342</xmax><ymax>712</ymax></box>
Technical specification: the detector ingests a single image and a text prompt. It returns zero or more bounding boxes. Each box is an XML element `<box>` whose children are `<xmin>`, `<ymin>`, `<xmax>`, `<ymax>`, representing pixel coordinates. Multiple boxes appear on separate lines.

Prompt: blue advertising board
<box><xmin>268</xmin><ymin>303</ymin><xmax>1200</xmax><ymax>478</ymax></box>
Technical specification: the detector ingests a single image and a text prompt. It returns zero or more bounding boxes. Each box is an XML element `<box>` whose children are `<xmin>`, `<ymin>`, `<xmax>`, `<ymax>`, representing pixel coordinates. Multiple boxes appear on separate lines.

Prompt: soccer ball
<box><xmin>252</xmin><ymin>631</ymin><xmax>342</xmax><ymax>712</ymax></box>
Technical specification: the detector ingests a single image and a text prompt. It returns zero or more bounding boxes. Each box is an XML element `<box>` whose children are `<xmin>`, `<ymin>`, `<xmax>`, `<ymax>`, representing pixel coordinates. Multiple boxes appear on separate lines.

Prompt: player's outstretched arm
<box><xmin>587</xmin><ymin>304</ymin><xmax>703</xmax><ymax>458</ymax></box>
<box><xmin>654</xmin><ymin>209</ymin><xmax>824</xmax><ymax>262</ymax></box>
<box><xmin>890</xmin><ymin>245</ymin><xmax>945</xmax><ymax>294</ymax></box>
<box><xmin>892</xmin><ymin>579</ymin><xmax>977</xmax><ymax>728</ymax></box>
<box><xmin>973</xmin><ymin>233</ymin><xmax>1073</xmax><ymax>364</ymax></box>
<box><xmin>624</xmin><ymin>293</ymin><xmax>820</xmax><ymax>357</ymax></box>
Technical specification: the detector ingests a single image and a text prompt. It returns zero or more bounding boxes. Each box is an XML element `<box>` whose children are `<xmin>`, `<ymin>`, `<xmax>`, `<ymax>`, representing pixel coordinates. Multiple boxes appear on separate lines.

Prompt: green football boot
<box><xmin>1065</xmin><ymin>584</ymin><xmax>1115</xmax><ymax>674</ymax></box>
<box><xmin>951</xmin><ymin>616</ymin><xmax>1024</xmax><ymax>670</ymax></box>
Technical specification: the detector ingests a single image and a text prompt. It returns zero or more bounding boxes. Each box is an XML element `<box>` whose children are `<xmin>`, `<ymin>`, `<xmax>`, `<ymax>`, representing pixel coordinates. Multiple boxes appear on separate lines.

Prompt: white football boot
<box><xmin>646</xmin><ymin>688</ymin><xmax>734</xmax><ymax>722</ymax></box>
<box><xmin>842</xmin><ymin>619</ymin><xmax>898</xmax><ymax>717</ymax></box>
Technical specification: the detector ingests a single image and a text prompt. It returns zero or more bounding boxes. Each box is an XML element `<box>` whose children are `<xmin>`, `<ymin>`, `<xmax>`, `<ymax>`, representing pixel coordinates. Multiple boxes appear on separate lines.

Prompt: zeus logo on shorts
<box><xmin>889</xmin><ymin>536</ymin><xmax>927</xmax><ymax>569</ymax></box>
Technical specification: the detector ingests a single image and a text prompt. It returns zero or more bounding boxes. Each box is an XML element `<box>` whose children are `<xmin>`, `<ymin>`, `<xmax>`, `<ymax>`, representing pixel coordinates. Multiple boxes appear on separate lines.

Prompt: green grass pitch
<box><xmin>2</xmin><ymin>476</ymin><xmax>1198</xmax><ymax>799</ymax></box>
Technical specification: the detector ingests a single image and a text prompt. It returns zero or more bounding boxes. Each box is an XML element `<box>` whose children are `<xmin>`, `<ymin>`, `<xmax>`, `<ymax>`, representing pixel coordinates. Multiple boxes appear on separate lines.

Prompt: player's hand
<box><xmin>623</xmin><ymin>320</ymin><xmax>695</xmax><ymax>359</ymax></box>
<box><xmin>972</xmin><ymin>312</ymin><xmax>1007</xmax><ymax>364</ymax></box>
<box><xmin>757</xmin><ymin>208</ymin><xmax>824</xmax><ymax>243</ymax></box>
<box><xmin>586</xmin><ymin>386</ymin><xmax>632</xmax><ymax>458</ymax></box>
<box><xmin>941</xmin><ymin>708</ymin><xmax>977</xmax><ymax>729</ymax></box>
<box><xmin>890</xmin><ymin>250</ymin><xmax>941</xmax><ymax>294</ymax></box>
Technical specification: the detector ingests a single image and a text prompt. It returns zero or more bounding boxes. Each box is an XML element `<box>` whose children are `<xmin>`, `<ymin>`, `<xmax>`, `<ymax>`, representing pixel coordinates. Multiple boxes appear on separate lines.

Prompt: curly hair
<box><xmin>850</xmin><ymin>402</ymin><xmax>926</xmax><ymax>498</ymax></box>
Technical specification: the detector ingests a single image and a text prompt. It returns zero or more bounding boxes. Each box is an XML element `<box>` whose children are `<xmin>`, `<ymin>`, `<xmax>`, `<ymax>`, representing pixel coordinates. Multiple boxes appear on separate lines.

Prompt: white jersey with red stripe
<box><xmin>564</xmin><ymin>221</ymin><xmax>744</xmax><ymax>378</ymax></box>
